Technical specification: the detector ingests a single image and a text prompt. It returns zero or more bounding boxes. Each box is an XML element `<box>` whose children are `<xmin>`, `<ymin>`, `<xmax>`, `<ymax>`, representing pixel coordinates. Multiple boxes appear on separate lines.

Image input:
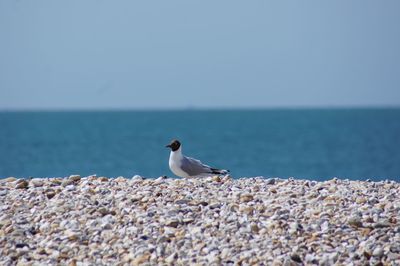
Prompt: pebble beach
<box><xmin>0</xmin><ymin>175</ymin><xmax>399</xmax><ymax>265</ymax></box>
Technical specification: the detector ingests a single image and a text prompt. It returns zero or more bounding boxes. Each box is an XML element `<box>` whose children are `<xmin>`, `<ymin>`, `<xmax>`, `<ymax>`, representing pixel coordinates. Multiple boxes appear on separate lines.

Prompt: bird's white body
<box><xmin>169</xmin><ymin>147</ymin><xmax>190</xmax><ymax>178</ymax></box>
<box><xmin>167</xmin><ymin>141</ymin><xmax>228</xmax><ymax>178</ymax></box>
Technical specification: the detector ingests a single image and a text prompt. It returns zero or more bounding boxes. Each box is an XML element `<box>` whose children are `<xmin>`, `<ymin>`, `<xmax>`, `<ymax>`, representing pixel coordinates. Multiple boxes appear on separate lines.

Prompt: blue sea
<box><xmin>0</xmin><ymin>109</ymin><xmax>399</xmax><ymax>181</ymax></box>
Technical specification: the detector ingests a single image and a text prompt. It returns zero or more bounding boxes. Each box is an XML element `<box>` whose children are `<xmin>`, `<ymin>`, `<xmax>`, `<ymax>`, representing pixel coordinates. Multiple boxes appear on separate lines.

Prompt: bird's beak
<box><xmin>166</xmin><ymin>144</ymin><xmax>171</xmax><ymax>148</ymax></box>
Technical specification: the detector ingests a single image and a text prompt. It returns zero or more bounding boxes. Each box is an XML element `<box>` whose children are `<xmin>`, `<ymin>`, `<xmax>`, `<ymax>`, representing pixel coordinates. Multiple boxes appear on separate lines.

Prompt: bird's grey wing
<box><xmin>180</xmin><ymin>156</ymin><xmax>213</xmax><ymax>176</ymax></box>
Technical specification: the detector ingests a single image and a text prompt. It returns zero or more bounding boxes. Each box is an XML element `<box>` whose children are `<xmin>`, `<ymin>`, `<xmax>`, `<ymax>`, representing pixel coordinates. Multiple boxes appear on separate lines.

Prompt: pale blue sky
<box><xmin>1</xmin><ymin>0</ymin><xmax>399</xmax><ymax>109</ymax></box>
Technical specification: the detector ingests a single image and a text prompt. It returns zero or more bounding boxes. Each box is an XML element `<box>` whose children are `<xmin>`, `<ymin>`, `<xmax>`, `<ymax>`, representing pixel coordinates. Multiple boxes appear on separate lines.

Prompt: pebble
<box><xmin>69</xmin><ymin>175</ymin><xmax>81</xmax><ymax>182</ymax></box>
<box><xmin>211</xmin><ymin>175</ymin><xmax>221</xmax><ymax>182</ymax></box>
<box><xmin>0</xmin><ymin>176</ymin><xmax>399</xmax><ymax>265</ymax></box>
<box><xmin>2</xmin><ymin>177</ymin><xmax>17</xmax><ymax>183</ymax></box>
<box><xmin>348</xmin><ymin>216</ymin><xmax>363</xmax><ymax>228</ymax></box>
<box><xmin>165</xmin><ymin>252</ymin><xmax>177</xmax><ymax>264</ymax></box>
<box><xmin>61</xmin><ymin>179</ymin><xmax>74</xmax><ymax>187</ymax></box>
<box><xmin>290</xmin><ymin>253</ymin><xmax>302</xmax><ymax>263</ymax></box>
<box><xmin>239</xmin><ymin>194</ymin><xmax>254</xmax><ymax>202</ymax></box>
<box><xmin>31</xmin><ymin>178</ymin><xmax>45</xmax><ymax>187</ymax></box>
<box><xmin>373</xmin><ymin>247</ymin><xmax>384</xmax><ymax>258</ymax></box>
<box><xmin>45</xmin><ymin>189</ymin><xmax>56</xmax><ymax>199</ymax></box>
<box><xmin>265</xmin><ymin>178</ymin><xmax>276</xmax><ymax>185</ymax></box>
<box><xmin>131</xmin><ymin>175</ymin><xmax>143</xmax><ymax>183</ymax></box>
<box><xmin>97</xmin><ymin>207</ymin><xmax>109</xmax><ymax>216</ymax></box>
<box><xmin>165</xmin><ymin>219</ymin><xmax>180</xmax><ymax>228</ymax></box>
<box><xmin>14</xmin><ymin>180</ymin><xmax>29</xmax><ymax>189</ymax></box>
<box><xmin>374</xmin><ymin>221</ymin><xmax>391</xmax><ymax>228</ymax></box>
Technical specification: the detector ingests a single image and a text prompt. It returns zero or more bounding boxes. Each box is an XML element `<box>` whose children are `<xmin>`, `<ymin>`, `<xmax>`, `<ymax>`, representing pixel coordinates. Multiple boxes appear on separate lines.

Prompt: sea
<box><xmin>0</xmin><ymin>109</ymin><xmax>399</xmax><ymax>181</ymax></box>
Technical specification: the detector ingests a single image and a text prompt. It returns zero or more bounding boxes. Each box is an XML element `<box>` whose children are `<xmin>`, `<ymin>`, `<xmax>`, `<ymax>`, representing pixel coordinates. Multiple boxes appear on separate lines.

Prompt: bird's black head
<box><xmin>166</xmin><ymin>139</ymin><xmax>181</xmax><ymax>151</ymax></box>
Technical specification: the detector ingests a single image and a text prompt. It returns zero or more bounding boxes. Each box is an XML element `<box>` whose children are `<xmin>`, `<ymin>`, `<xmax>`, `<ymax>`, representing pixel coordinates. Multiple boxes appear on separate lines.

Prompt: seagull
<box><xmin>166</xmin><ymin>139</ymin><xmax>229</xmax><ymax>178</ymax></box>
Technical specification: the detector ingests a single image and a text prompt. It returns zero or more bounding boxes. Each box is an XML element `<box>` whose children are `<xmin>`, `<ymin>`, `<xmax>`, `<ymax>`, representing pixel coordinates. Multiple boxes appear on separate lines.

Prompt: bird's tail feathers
<box><xmin>211</xmin><ymin>168</ymin><xmax>230</xmax><ymax>175</ymax></box>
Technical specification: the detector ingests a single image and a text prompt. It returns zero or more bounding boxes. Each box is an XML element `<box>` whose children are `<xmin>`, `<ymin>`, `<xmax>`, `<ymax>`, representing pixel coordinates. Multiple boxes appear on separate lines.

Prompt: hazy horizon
<box><xmin>1</xmin><ymin>104</ymin><xmax>400</xmax><ymax>112</ymax></box>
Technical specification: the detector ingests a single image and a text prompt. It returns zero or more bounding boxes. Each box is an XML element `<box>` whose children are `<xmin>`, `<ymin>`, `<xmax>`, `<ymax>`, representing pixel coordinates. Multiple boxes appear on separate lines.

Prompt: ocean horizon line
<box><xmin>1</xmin><ymin>105</ymin><xmax>400</xmax><ymax>113</ymax></box>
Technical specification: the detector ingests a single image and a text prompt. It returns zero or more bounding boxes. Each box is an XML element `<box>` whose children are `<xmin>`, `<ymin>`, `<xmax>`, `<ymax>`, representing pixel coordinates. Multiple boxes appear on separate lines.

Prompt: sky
<box><xmin>0</xmin><ymin>0</ymin><xmax>400</xmax><ymax>110</ymax></box>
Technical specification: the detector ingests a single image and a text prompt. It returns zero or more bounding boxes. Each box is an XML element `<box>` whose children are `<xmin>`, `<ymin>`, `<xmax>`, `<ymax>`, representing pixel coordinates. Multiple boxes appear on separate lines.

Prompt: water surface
<box><xmin>1</xmin><ymin>109</ymin><xmax>399</xmax><ymax>181</ymax></box>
